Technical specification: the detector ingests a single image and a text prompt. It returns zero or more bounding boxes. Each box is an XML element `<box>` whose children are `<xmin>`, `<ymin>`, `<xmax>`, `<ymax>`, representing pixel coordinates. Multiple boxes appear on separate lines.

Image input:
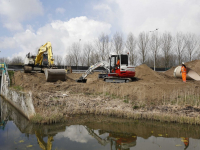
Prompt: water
<box><xmin>1</xmin><ymin>97</ymin><xmax>200</xmax><ymax>150</ymax></box>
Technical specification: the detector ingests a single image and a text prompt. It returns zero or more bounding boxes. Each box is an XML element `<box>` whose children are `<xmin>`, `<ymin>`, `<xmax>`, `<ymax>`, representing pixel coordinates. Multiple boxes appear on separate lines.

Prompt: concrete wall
<box><xmin>0</xmin><ymin>72</ymin><xmax>35</xmax><ymax>120</ymax></box>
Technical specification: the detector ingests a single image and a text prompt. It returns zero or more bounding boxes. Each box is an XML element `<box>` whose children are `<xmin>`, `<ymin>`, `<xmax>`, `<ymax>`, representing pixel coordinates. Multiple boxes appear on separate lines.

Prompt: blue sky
<box><xmin>0</xmin><ymin>0</ymin><xmax>200</xmax><ymax>59</ymax></box>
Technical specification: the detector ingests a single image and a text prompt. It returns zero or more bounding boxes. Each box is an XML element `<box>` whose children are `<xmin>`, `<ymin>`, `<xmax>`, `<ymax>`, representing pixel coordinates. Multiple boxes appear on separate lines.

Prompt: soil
<box><xmin>11</xmin><ymin>60</ymin><xmax>200</xmax><ymax>124</ymax></box>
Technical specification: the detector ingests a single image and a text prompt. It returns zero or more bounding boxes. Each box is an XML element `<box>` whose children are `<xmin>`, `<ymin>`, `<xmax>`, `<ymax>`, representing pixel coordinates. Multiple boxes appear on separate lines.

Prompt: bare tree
<box><xmin>0</xmin><ymin>57</ymin><xmax>10</xmax><ymax>64</ymax></box>
<box><xmin>10</xmin><ymin>56</ymin><xmax>23</xmax><ymax>65</ymax></box>
<box><xmin>137</xmin><ymin>32</ymin><xmax>149</xmax><ymax>64</ymax></box>
<box><xmin>54</xmin><ymin>55</ymin><xmax>63</xmax><ymax>66</ymax></box>
<box><xmin>185</xmin><ymin>33</ymin><xmax>197</xmax><ymax>62</ymax></box>
<box><xmin>169</xmin><ymin>53</ymin><xmax>178</xmax><ymax>67</ymax></box>
<box><xmin>194</xmin><ymin>40</ymin><xmax>200</xmax><ymax>60</ymax></box>
<box><xmin>70</xmin><ymin>42</ymin><xmax>81</xmax><ymax>66</ymax></box>
<box><xmin>84</xmin><ymin>43</ymin><xmax>94</xmax><ymax>66</ymax></box>
<box><xmin>90</xmin><ymin>50</ymin><xmax>100</xmax><ymax>65</ymax></box>
<box><xmin>65</xmin><ymin>54</ymin><xmax>74</xmax><ymax>66</ymax></box>
<box><xmin>112</xmin><ymin>32</ymin><xmax>124</xmax><ymax>54</ymax></box>
<box><xmin>125</xmin><ymin>32</ymin><xmax>137</xmax><ymax>66</ymax></box>
<box><xmin>174</xmin><ymin>32</ymin><xmax>187</xmax><ymax>65</ymax></box>
<box><xmin>79</xmin><ymin>53</ymin><xmax>86</xmax><ymax>66</ymax></box>
<box><xmin>96</xmin><ymin>33</ymin><xmax>111</xmax><ymax>61</ymax></box>
<box><xmin>161</xmin><ymin>32</ymin><xmax>173</xmax><ymax>68</ymax></box>
<box><xmin>149</xmin><ymin>32</ymin><xmax>161</xmax><ymax>70</ymax></box>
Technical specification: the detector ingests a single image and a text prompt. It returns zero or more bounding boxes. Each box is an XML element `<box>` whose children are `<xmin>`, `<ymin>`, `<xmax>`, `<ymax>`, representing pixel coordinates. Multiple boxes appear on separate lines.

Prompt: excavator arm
<box><xmin>35</xmin><ymin>131</ymin><xmax>53</xmax><ymax>150</ymax></box>
<box><xmin>77</xmin><ymin>61</ymin><xmax>110</xmax><ymax>82</ymax></box>
<box><xmin>35</xmin><ymin>42</ymin><xmax>54</xmax><ymax>67</ymax></box>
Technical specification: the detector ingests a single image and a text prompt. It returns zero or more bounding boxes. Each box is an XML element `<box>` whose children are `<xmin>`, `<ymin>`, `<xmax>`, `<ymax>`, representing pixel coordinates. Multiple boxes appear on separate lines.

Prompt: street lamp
<box><xmin>149</xmin><ymin>28</ymin><xmax>159</xmax><ymax>71</ymax></box>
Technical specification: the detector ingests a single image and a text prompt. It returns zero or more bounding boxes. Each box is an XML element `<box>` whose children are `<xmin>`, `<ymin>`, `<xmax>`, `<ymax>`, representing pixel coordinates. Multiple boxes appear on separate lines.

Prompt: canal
<box><xmin>1</xmin><ymin>97</ymin><xmax>200</xmax><ymax>150</ymax></box>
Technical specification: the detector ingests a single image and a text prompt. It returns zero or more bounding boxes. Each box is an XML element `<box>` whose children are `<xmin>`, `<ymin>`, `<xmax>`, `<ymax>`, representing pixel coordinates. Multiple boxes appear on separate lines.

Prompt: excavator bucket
<box><xmin>24</xmin><ymin>66</ymin><xmax>32</xmax><ymax>73</ymax></box>
<box><xmin>44</xmin><ymin>69</ymin><xmax>66</xmax><ymax>82</ymax></box>
<box><xmin>76</xmin><ymin>77</ymin><xmax>87</xmax><ymax>83</ymax></box>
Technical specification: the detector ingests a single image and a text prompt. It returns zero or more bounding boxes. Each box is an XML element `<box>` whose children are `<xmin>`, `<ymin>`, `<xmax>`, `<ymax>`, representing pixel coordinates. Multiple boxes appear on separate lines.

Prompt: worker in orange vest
<box><xmin>181</xmin><ymin>62</ymin><xmax>187</xmax><ymax>82</ymax></box>
<box><xmin>116</xmin><ymin>58</ymin><xmax>120</xmax><ymax>67</ymax></box>
<box><xmin>184</xmin><ymin>137</ymin><xmax>189</xmax><ymax>149</ymax></box>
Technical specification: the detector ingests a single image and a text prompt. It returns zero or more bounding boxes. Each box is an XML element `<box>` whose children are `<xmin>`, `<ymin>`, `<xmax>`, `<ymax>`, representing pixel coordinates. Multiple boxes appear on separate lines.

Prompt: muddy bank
<box><xmin>11</xmin><ymin>61</ymin><xmax>200</xmax><ymax>124</ymax></box>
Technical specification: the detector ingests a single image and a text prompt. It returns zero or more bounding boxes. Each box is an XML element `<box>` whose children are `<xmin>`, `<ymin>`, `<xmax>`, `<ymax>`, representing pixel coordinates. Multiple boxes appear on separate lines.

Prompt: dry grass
<box><xmin>30</xmin><ymin>85</ymin><xmax>200</xmax><ymax>125</ymax></box>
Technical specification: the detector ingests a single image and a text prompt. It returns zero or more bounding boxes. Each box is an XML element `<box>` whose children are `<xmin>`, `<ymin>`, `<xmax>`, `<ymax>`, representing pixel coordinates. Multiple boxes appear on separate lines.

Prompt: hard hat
<box><xmin>182</xmin><ymin>62</ymin><xmax>184</xmax><ymax>64</ymax></box>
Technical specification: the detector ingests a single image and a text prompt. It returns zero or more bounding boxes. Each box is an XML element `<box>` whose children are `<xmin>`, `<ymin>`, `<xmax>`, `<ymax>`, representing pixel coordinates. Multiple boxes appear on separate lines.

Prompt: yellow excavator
<box><xmin>35</xmin><ymin>131</ymin><xmax>53</xmax><ymax>150</ymax></box>
<box><xmin>24</xmin><ymin>42</ymin><xmax>66</xmax><ymax>82</ymax></box>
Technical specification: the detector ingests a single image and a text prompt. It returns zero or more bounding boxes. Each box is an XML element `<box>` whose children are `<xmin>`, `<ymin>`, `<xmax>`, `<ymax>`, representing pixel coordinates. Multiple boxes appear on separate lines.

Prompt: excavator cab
<box><xmin>42</xmin><ymin>53</ymin><xmax>48</xmax><ymax>66</ymax></box>
<box><xmin>109</xmin><ymin>54</ymin><xmax>129</xmax><ymax>72</ymax></box>
<box><xmin>110</xmin><ymin>55</ymin><xmax>118</xmax><ymax>72</ymax></box>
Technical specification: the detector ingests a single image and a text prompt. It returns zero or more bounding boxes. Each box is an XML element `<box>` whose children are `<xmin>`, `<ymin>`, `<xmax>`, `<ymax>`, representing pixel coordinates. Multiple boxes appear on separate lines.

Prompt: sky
<box><xmin>0</xmin><ymin>0</ymin><xmax>200</xmax><ymax>59</ymax></box>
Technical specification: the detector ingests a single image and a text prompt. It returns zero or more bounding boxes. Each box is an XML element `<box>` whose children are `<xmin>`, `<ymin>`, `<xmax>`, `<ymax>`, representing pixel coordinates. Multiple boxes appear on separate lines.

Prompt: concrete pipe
<box><xmin>174</xmin><ymin>66</ymin><xmax>200</xmax><ymax>81</ymax></box>
<box><xmin>44</xmin><ymin>69</ymin><xmax>66</xmax><ymax>82</ymax></box>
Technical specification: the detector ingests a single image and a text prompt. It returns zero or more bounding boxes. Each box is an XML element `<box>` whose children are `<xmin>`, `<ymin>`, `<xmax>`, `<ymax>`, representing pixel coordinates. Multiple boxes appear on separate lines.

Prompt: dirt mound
<box><xmin>67</xmin><ymin>72</ymin><xmax>100</xmax><ymax>80</ymax></box>
<box><xmin>164</xmin><ymin>60</ymin><xmax>200</xmax><ymax>77</ymax></box>
<box><xmin>14</xmin><ymin>71</ymin><xmax>46</xmax><ymax>87</ymax></box>
<box><xmin>135</xmin><ymin>64</ymin><xmax>163</xmax><ymax>80</ymax></box>
<box><xmin>185</xmin><ymin>60</ymin><xmax>200</xmax><ymax>75</ymax></box>
<box><xmin>163</xmin><ymin>67</ymin><xmax>176</xmax><ymax>77</ymax></box>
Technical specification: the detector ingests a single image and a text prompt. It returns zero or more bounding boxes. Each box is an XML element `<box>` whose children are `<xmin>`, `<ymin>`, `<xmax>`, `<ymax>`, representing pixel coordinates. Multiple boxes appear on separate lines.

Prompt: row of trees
<box><xmin>1</xmin><ymin>31</ymin><xmax>200</xmax><ymax>68</ymax></box>
<box><xmin>65</xmin><ymin>31</ymin><xmax>200</xmax><ymax>68</ymax></box>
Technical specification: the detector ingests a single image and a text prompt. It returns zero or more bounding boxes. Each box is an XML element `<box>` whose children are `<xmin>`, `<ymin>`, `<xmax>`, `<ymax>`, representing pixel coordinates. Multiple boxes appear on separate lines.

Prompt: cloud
<box><xmin>92</xmin><ymin>2</ymin><xmax>121</xmax><ymax>32</ymax></box>
<box><xmin>101</xmin><ymin>0</ymin><xmax>200</xmax><ymax>35</ymax></box>
<box><xmin>93</xmin><ymin>4</ymin><xmax>111</xmax><ymax>12</ymax></box>
<box><xmin>0</xmin><ymin>16</ymin><xmax>111</xmax><ymax>58</ymax></box>
<box><xmin>55</xmin><ymin>125</ymin><xmax>93</xmax><ymax>143</ymax></box>
<box><xmin>55</xmin><ymin>8</ymin><xmax>66</xmax><ymax>14</ymax></box>
<box><xmin>0</xmin><ymin>0</ymin><xmax>43</xmax><ymax>31</ymax></box>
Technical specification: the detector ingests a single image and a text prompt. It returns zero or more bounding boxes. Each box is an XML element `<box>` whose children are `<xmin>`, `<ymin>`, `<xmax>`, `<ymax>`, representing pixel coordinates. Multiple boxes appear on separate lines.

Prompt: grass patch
<box><xmin>8</xmin><ymin>70</ymin><xmax>15</xmax><ymax>85</ymax></box>
<box><xmin>12</xmin><ymin>85</ymin><xmax>24</xmax><ymax>91</ymax></box>
<box><xmin>124</xmin><ymin>99</ymin><xmax>129</xmax><ymax>103</ymax></box>
<box><xmin>133</xmin><ymin>105</ymin><xmax>139</xmax><ymax>109</ymax></box>
<box><xmin>30</xmin><ymin>113</ymin><xmax>43</xmax><ymax>123</ymax></box>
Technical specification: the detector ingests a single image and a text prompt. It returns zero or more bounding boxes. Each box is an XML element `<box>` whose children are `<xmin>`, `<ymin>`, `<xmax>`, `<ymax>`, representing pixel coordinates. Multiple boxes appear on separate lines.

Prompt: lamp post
<box><xmin>149</xmin><ymin>28</ymin><xmax>159</xmax><ymax>71</ymax></box>
<box><xmin>78</xmin><ymin>39</ymin><xmax>81</xmax><ymax>70</ymax></box>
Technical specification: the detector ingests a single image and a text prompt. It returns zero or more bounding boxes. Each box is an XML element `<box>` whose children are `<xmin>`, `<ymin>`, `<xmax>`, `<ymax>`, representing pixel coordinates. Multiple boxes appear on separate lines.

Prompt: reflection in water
<box><xmin>55</xmin><ymin>125</ymin><xmax>94</xmax><ymax>143</ymax></box>
<box><xmin>84</xmin><ymin>126</ymin><xmax>137</xmax><ymax>150</ymax></box>
<box><xmin>0</xmin><ymin>97</ymin><xmax>7</xmax><ymax>130</ymax></box>
<box><xmin>0</xmin><ymin>96</ymin><xmax>200</xmax><ymax>150</ymax></box>
<box><xmin>35</xmin><ymin>131</ymin><xmax>53</xmax><ymax>150</ymax></box>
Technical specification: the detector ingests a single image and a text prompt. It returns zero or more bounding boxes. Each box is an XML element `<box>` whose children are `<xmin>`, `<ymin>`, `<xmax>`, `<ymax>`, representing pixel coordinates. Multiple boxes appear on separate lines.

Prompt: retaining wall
<box><xmin>0</xmin><ymin>71</ymin><xmax>35</xmax><ymax>120</ymax></box>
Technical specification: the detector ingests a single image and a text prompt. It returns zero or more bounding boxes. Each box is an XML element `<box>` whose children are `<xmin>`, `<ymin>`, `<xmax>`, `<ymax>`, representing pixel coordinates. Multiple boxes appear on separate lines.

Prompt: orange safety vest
<box><xmin>181</xmin><ymin>66</ymin><xmax>187</xmax><ymax>74</ymax></box>
<box><xmin>181</xmin><ymin>66</ymin><xmax>187</xmax><ymax>82</ymax></box>
<box><xmin>116</xmin><ymin>60</ymin><xmax>120</xmax><ymax>66</ymax></box>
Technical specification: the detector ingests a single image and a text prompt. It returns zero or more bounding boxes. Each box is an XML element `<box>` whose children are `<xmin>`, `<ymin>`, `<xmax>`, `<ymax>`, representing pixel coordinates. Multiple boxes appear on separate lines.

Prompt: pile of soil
<box><xmin>135</xmin><ymin>64</ymin><xmax>163</xmax><ymax>80</ymax></box>
<box><xmin>164</xmin><ymin>60</ymin><xmax>200</xmax><ymax>77</ymax></box>
<box><xmin>11</xmin><ymin>61</ymin><xmax>200</xmax><ymax>124</ymax></box>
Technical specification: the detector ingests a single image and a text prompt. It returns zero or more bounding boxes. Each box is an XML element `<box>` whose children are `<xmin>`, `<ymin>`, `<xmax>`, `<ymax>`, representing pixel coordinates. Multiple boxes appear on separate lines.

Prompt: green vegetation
<box><xmin>8</xmin><ymin>70</ymin><xmax>14</xmax><ymax>85</ymax></box>
<box><xmin>133</xmin><ymin>105</ymin><xmax>139</xmax><ymax>109</ymax></box>
<box><xmin>12</xmin><ymin>85</ymin><xmax>24</xmax><ymax>91</ymax></box>
<box><xmin>30</xmin><ymin>114</ymin><xmax>43</xmax><ymax>123</ymax></box>
<box><xmin>123</xmin><ymin>99</ymin><xmax>129</xmax><ymax>103</ymax></box>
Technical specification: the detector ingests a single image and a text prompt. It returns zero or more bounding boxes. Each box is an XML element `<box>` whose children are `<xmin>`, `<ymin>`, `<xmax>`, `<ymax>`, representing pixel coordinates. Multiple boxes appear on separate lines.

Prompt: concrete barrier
<box><xmin>1</xmin><ymin>85</ymin><xmax>35</xmax><ymax>119</ymax></box>
<box><xmin>0</xmin><ymin>63</ymin><xmax>35</xmax><ymax>120</ymax></box>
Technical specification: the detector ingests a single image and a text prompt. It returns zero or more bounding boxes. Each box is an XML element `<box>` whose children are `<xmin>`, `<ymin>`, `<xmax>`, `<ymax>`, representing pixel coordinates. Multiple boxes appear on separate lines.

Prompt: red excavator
<box><xmin>77</xmin><ymin>53</ymin><xmax>135</xmax><ymax>83</ymax></box>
